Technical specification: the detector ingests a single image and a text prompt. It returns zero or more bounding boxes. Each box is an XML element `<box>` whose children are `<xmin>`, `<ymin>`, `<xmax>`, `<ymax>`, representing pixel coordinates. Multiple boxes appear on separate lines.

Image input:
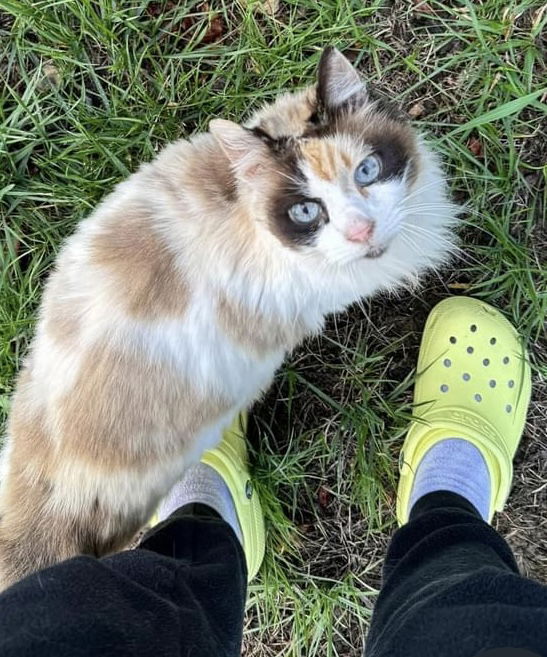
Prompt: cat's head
<box><xmin>210</xmin><ymin>47</ymin><xmax>456</xmax><ymax>296</ymax></box>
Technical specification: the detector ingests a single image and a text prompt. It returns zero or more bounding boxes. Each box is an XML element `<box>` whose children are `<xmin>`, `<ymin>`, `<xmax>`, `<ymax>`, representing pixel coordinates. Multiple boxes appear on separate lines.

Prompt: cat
<box><xmin>0</xmin><ymin>47</ymin><xmax>458</xmax><ymax>589</ymax></box>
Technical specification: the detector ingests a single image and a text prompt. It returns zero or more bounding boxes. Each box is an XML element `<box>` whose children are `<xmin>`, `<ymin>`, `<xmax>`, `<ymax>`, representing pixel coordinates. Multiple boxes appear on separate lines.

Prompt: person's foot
<box><xmin>397</xmin><ymin>296</ymin><xmax>532</xmax><ymax>524</ymax></box>
<box><xmin>157</xmin><ymin>414</ymin><xmax>265</xmax><ymax>581</ymax></box>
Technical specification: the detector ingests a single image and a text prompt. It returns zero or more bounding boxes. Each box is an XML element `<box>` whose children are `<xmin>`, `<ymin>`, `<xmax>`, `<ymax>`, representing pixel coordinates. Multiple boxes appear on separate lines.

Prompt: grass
<box><xmin>1</xmin><ymin>1</ymin><xmax>546</xmax><ymax>655</ymax></box>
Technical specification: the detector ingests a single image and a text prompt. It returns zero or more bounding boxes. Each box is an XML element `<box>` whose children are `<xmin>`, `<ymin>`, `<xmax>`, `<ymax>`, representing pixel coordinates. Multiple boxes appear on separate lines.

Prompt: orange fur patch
<box><xmin>300</xmin><ymin>139</ymin><xmax>352</xmax><ymax>182</ymax></box>
<box><xmin>340</xmin><ymin>151</ymin><xmax>352</xmax><ymax>168</ymax></box>
<box><xmin>57</xmin><ymin>342</ymin><xmax>231</xmax><ymax>470</ymax></box>
<box><xmin>89</xmin><ymin>206</ymin><xmax>189</xmax><ymax>319</ymax></box>
<box><xmin>301</xmin><ymin>140</ymin><xmax>334</xmax><ymax>181</ymax></box>
<box><xmin>249</xmin><ymin>87</ymin><xmax>316</xmax><ymax>139</ymax></box>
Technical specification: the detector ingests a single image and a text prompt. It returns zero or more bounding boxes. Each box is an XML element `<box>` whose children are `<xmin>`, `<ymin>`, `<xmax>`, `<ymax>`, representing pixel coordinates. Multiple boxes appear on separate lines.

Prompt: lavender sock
<box><xmin>408</xmin><ymin>438</ymin><xmax>491</xmax><ymax>521</ymax></box>
<box><xmin>159</xmin><ymin>463</ymin><xmax>243</xmax><ymax>544</ymax></box>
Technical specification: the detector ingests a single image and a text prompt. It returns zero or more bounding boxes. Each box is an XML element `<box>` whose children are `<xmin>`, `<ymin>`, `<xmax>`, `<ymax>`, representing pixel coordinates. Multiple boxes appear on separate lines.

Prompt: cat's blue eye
<box><xmin>354</xmin><ymin>155</ymin><xmax>381</xmax><ymax>186</ymax></box>
<box><xmin>288</xmin><ymin>201</ymin><xmax>323</xmax><ymax>225</ymax></box>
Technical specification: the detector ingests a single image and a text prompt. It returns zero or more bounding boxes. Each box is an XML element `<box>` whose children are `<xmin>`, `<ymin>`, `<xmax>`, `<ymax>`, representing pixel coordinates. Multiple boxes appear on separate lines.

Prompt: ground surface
<box><xmin>1</xmin><ymin>1</ymin><xmax>546</xmax><ymax>655</ymax></box>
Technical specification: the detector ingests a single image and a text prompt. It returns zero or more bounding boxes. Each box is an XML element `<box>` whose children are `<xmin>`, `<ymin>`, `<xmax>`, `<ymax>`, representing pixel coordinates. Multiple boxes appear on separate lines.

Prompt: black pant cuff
<box><xmin>409</xmin><ymin>490</ymin><xmax>483</xmax><ymax>522</ymax></box>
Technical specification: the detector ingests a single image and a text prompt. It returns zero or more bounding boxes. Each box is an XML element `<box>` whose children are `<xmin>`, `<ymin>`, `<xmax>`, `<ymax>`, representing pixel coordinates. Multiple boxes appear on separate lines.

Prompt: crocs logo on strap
<box><xmin>448</xmin><ymin>410</ymin><xmax>497</xmax><ymax>441</ymax></box>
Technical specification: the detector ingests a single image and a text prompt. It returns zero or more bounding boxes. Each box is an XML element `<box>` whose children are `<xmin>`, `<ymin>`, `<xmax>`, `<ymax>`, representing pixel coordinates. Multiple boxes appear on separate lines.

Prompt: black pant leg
<box><xmin>0</xmin><ymin>508</ymin><xmax>246</xmax><ymax>657</ymax></box>
<box><xmin>366</xmin><ymin>491</ymin><xmax>547</xmax><ymax>657</ymax></box>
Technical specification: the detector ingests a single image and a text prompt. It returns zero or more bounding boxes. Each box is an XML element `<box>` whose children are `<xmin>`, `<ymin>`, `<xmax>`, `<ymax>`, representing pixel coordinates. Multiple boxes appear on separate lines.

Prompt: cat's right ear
<box><xmin>317</xmin><ymin>47</ymin><xmax>367</xmax><ymax>111</ymax></box>
<box><xmin>210</xmin><ymin>119</ymin><xmax>268</xmax><ymax>183</ymax></box>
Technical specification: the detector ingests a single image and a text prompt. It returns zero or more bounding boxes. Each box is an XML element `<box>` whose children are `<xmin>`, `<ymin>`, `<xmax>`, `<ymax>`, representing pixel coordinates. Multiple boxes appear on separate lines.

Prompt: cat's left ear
<box><xmin>210</xmin><ymin>119</ymin><xmax>268</xmax><ymax>182</ymax></box>
<box><xmin>317</xmin><ymin>47</ymin><xmax>367</xmax><ymax>111</ymax></box>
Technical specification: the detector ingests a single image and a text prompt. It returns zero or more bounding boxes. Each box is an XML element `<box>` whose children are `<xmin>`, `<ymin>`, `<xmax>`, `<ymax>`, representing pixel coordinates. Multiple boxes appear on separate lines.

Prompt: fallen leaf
<box><xmin>467</xmin><ymin>137</ymin><xmax>483</xmax><ymax>157</ymax></box>
<box><xmin>202</xmin><ymin>13</ymin><xmax>224</xmax><ymax>43</ymax></box>
<box><xmin>176</xmin><ymin>3</ymin><xmax>224</xmax><ymax>42</ymax></box>
<box><xmin>179</xmin><ymin>3</ymin><xmax>224</xmax><ymax>44</ymax></box>
<box><xmin>318</xmin><ymin>486</ymin><xmax>331</xmax><ymax>509</ymax></box>
<box><xmin>408</xmin><ymin>102</ymin><xmax>425</xmax><ymax>119</ymax></box>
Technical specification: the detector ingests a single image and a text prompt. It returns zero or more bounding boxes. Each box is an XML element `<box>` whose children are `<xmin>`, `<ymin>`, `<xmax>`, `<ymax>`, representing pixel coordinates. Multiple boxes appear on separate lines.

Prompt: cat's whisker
<box><xmin>345</xmin><ymin>266</ymin><xmax>375</xmax><ymax>325</ymax></box>
<box><xmin>404</xmin><ymin>201</ymin><xmax>506</xmax><ymax>227</ymax></box>
<box><xmin>393</xmin><ymin>238</ymin><xmax>450</xmax><ymax>291</ymax></box>
<box><xmin>400</xmin><ymin>225</ymin><xmax>477</xmax><ymax>266</ymax></box>
<box><xmin>401</xmin><ymin>221</ymin><xmax>455</xmax><ymax>241</ymax></box>
<box><xmin>403</xmin><ymin>204</ymin><xmax>466</xmax><ymax>219</ymax></box>
<box><xmin>403</xmin><ymin>202</ymin><xmax>461</xmax><ymax>212</ymax></box>
<box><xmin>272</xmin><ymin>168</ymin><xmax>303</xmax><ymax>187</ymax></box>
<box><xmin>396</xmin><ymin>174</ymin><xmax>471</xmax><ymax>207</ymax></box>
<box><xmin>382</xmin><ymin>210</ymin><xmax>407</xmax><ymax>237</ymax></box>
<box><xmin>401</xmin><ymin>233</ymin><xmax>458</xmax><ymax>256</ymax></box>
<box><xmin>406</xmin><ymin>205</ymin><xmax>503</xmax><ymax>232</ymax></box>
<box><xmin>400</xmin><ymin>222</ymin><xmax>458</xmax><ymax>248</ymax></box>
<box><xmin>398</xmin><ymin>231</ymin><xmax>424</xmax><ymax>256</ymax></box>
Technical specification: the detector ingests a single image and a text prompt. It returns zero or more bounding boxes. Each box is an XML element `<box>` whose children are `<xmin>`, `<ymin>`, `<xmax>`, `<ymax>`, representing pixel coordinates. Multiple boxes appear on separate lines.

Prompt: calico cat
<box><xmin>0</xmin><ymin>47</ymin><xmax>457</xmax><ymax>589</ymax></box>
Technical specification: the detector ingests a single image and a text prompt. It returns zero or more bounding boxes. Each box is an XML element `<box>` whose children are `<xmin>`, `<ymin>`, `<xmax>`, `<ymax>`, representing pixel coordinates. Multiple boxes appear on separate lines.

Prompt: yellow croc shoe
<box><xmin>397</xmin><ymin>297</ymin><xmax>531</xmax><ymax>525</ymax></box>
<box><xmin>201</xmin><ymin>413</ymin><xmax>266</xmax><ymax>582</ymax></box>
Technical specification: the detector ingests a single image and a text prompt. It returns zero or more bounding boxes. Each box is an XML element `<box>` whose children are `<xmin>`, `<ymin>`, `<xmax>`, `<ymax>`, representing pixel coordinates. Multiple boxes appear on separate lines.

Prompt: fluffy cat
<box><xmin>0</xmin><ymin>47</ymin><xmax>457</xmax><ymax>589</ymax></box>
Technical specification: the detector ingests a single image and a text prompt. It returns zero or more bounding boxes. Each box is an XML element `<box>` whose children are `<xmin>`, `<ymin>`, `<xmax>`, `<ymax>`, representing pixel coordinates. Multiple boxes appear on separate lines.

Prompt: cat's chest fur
<box><xmin>122</xmin><ymin>296</ymin><xmax>290</xmax><ymax>407</ymax></box>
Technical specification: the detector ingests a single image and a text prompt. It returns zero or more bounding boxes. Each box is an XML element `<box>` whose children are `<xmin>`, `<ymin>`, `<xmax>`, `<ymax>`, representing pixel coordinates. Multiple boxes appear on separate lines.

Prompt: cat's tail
<box><xmin>0</xmin><ymin>463</ymin><xmax>141</xmax><ymax>591</ymax></box>
<box><xmin>0</xmin><ymin>463</ymin><xmax>81</xmax><ymax>590</ymax></box>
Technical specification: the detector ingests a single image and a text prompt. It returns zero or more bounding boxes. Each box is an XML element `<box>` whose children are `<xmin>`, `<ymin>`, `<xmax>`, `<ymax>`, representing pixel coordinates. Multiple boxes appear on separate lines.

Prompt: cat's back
<box><xmin>12</xmin><ymin>129</ymin><xmax>282</xmax><ymax>440</ymax></box>
<box><xmin>34</xmin><ymin>133</ymin><xmax>223</xmax><ymax>351</ymax></box>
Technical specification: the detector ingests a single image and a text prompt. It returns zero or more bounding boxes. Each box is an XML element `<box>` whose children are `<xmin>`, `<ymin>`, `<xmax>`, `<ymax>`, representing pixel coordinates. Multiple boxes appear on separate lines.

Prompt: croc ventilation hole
<box><xmin>440</xmin><ymin>384</ymin><xmax>449</xmax><ymax>393</ymax></box>
<box><xmin>474</xmin><ymin>394</ymin><xmax>482</xmax><ymax>402</ymax></box>
<box><xmin>463</xmin><ymin>373</ymin><xmax>471</xmax><ymax>381</ymax></box>
<box><xmin>489</xmin><ymin>380</ymin><xmax>496</xmax><ymax>388</ymax></box>
<box><xmin>470</xmin><ymin>324</ymin><xmax>477</xmax><ymax>332</ymax></box>
<box><xmin>506</xmin><ymin>404</ymin><xmax>512</xmax><ymax>413</ymax></box>
<box><xmin>443</xmin><ymin>358</ymin><xmax>451</xmax><ymax>367</ymax></box>
<box><xmin>508</xmin><ymin>380</ymin><xmax>515</xmax><ymax>388</ymax></box>
<box><xmin>503</xmin><ymin>356</ymin><xmax>510</xmax><ymax>364</ymax></box>
<box><xmin>467</xmin><ymin>346</ymin><xmax>474</xmax><ymax>354</ymax></box>
<box><xmin>483</xmin><ymin>358</ymin><xmax>490</xmax><ymax>366</ymax></box>
<box><xmin>490</xmin><ymin>337</ymin><xmax>497</xmax><ymax>345</ymax></box>
<box><xmin>450</xmin><ymin>336</ymin><xmax>457</xmax><ymax>344</ymax></box>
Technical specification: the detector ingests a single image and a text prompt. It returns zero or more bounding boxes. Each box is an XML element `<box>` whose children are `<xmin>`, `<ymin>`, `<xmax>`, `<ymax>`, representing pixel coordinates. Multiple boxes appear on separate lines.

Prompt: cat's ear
<box><xmin>317</xmin><ymin>47</ymin><xmax>367</xmax><ymax>110</ymax></box>
<box><xmin>210</xmin><ymin>119</ymin><xmax>268</xmax><ymax>182</ymax></box>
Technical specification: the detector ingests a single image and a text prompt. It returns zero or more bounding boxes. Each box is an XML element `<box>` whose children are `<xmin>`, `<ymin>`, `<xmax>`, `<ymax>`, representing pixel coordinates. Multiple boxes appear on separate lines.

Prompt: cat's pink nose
<box><xmin>346</xmin><ymin>220</ymin><xmax>375</xmax><ymax>244</ymax></box>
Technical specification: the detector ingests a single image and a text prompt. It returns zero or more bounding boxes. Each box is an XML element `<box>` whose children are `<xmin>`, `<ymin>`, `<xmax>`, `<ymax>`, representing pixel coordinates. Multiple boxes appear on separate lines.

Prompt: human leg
<box><xmin>0</xmin><ymin>414</ymin><xmax>264</xmax><ymax>657</ymax></box>
<box><xmin>366</xmin><ymin>298</ymin><xmax>547</xmax><ymax>657</ymax></box>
